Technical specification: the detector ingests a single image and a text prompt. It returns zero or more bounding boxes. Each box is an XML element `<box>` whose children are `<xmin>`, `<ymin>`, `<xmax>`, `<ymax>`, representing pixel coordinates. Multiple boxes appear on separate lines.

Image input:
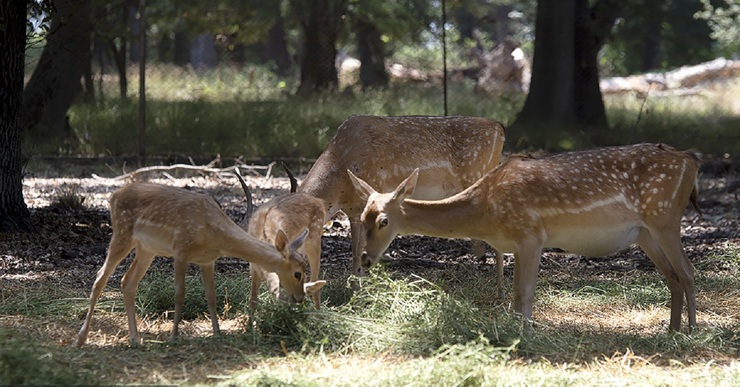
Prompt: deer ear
<box><xmin>289</xmin><ymin>228</ymin><xmax>309</xmax><ymax>251</ymax></box>
<box><xmin>304</xmin><ymin>280</ymin><xmax>327</xmax><ymax>294</ymax></box>
<box><xmin>391</xmin><ymin>169</ymin><xmax>419</xmax><ymax>201</ymax></box>
<box><xmin>347</xmin><ymin>170</ymin><xmax>376</xmax><ymax>202</ymax></box>
<box><xmin>274</xmin><ymin>229</ymin><xmax>289</xmax><ymax>252</ymax></box>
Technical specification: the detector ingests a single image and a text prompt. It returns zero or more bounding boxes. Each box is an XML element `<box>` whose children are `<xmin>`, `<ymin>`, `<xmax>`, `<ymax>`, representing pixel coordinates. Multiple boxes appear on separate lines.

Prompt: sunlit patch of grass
<box><xmin>135</xmin><ymin>269</ymin><xmax>251</xmax><ymax>322</ymax></box>
<box><xmin>604</xmin><ymin>78</ymin><xmax>740</xmax><ymax>155</ymax></box>
<box><xmin>0</xmin><ymin>254</ymin><xmax>738</xmax><ymax>385</ymax></box>
<box><xmin>217</xmin><ymin>342</ymin><xmax>738</xmax><ymax>387</ymax></box>
<box><xmin>0</xmin><ymin>276</ymin><xmax>90</xmax><ymax>318</ymax></box>
<box><xmin>251</xmin><ymin>267</ymin><xmax>506</xmax><ymax>355</ymax></box>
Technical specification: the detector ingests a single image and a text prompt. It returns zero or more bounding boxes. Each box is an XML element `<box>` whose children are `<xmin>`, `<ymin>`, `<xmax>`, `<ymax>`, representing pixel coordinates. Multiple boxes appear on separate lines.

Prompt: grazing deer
<box><xmin>348</xmin><ymin>143</ymin><xmax>701</xmax><ymax>332</ymax></box>
<box><xmin>234</xmin><ymin>171</ymin><xmax>326</xmax><ymax>311</ymax></box>
<box><xmin>76</xmin><ymin>183</ymin><xmax>321</xmax><ymax>347</ymax></box>
<box><xmin>298</xmin><ymin>115</ymin><xmax>506</xmax><ymax>281</ymax></box>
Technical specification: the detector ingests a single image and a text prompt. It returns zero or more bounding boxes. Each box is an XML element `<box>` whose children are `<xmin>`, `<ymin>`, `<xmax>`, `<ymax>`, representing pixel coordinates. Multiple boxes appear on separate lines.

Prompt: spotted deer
<box><xmin>233</xmin><ymin>171</ymin><xmax>326</xmax><ymax>311</ymax></box>
<box><xmin>349</xmin><ymin>143</ymin><xmax>701</xmax><ymax>332</ymax></box>
<box><xmin>76</xmin><ymin>183</ymin><xmax>321</xmax><ymax>347</ymax></box>
<box><xmin>298</xmin><ymin>115</ymin><xmax>506</xmax><ymax>281</ymax></box>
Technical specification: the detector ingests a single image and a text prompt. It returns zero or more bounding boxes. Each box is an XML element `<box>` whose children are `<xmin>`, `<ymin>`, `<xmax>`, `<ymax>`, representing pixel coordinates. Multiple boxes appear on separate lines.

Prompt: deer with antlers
<box><xmin>234</xmin><ymin>170</ymin><xmax>327</xmax><ymax>311</ymax></box>
<box><xmin>349</xmin><ymin>143</ymin><xmax>701</xmax><ymax>332</ymax></box>
<box><xmin>76</xmin><ymin>183</ymin><xmax>322</xmax><ymax>347</ymax></box>
<box><xmin>298</xmin><ymin>115</ymin><xmax>507</xmax><ymax>282</ymax></box>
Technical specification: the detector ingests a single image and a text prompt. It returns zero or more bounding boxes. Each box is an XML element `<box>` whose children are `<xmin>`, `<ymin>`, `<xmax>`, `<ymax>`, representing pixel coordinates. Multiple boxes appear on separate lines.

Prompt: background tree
<box><xmin>23</xmin><ymin>0</ymin><xmax>91</xmax><ymax>140</ymax></box>
<box><xmin>291</xmin><ymin>0</ymin><xmax>348</xmax><ymax>95</ymax></box>
<box><xmin>511</xmin><ymin>0</ymin><xmax>622</xmax><ymax>149</ymax></box>
<box><xmin>347</xmin><ymin>0</ymin><xmax>433</xmax><ymax>90</ymax></box>
<box><xmin>695</xmin><ymin>0</ymin><xmax>740</xmax><ymax>59</ymax></box>
<box><xmin>605</xmin><ymin>0</ymin><xmax>714</xmax><ymax>75</ymax></box>
<box><xmin>0</xmin><ymin>1</ymin><xmax>35</xmax><ymax>233</ymax></box>
<box><xmin>91</xmin><ymin>0</ymin><xmax>130</xmax><ymax>99</ymax></box>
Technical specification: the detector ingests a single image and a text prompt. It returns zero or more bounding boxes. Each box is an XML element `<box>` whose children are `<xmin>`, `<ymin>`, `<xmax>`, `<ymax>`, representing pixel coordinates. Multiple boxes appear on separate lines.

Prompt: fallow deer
<box><xmin>234</xmin><ymin>171</ymin><xmax>326</xmax><ymax>311</ymax></box>
<box><xmin>76</xmin><ymin>182</ymin><xmax>321</xmax><ymax>347</ymax></box>
<box><xmin>298</xmin><ymin>115</ymin><xmax>507</xmax><ymax>283</ymax></box>
<box><xmin>349</xmin><ymin>143</ymin><xmax>701</xmax><ymax>332</ymax></box>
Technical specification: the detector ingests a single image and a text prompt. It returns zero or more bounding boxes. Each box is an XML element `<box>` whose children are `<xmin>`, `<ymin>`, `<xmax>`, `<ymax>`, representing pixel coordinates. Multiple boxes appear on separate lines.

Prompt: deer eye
<box><xmin>294</xmin><ymin>272</ymin><xmax>302</xmax><ymax>280</ymax></box>
<box><xmin>378</xmin><ymin>216</ymin><xmax>389</xmax><ymax>229</ymax></box>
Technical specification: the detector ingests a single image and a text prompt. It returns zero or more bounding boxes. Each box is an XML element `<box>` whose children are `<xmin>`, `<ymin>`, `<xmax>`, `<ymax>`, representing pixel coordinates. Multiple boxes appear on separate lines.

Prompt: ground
<box><xmin>3</xmin><ymin>155</ymin><xmax>738</xmax><ymax>286</ymax></box>
<box><xmin>0</xmin><ymin>157</ymin><xmax>740</xmax><ymax>364</ymax></box>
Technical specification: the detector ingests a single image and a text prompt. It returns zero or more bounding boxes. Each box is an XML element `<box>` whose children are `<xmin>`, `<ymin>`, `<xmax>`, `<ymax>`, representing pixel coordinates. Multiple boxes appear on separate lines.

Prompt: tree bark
<box><xmin>355</xmin><ymin>19</ymin><xmax>388</xmax><ymax>90</ymax></box>
<box><xmin>189</xmin><ymin>33</ymin><xmax>217</xmax><ymax>71</ymax></box>
<box><xmin>295</xmin><ymin>0</ymin><xmax>348</xmax><ymax>96</ymax></box>
<box><xmin>22</xmin><ymin>0</ymin><xmax>91</xmax><ymax>138</ymax></box>
<box><xmin>0</xmin><ymin>0</ymin><xmax>32</xmax><ymax>232</ymax></box>
<box><xmin>511</xmin><ymin>0</ymin><xmax>621</xmax><ymax>149</ymax></box>
<box><xmin>264</xmin><ymin>5</ymin><xmax>292</xmax><ymax>76</ymax></box>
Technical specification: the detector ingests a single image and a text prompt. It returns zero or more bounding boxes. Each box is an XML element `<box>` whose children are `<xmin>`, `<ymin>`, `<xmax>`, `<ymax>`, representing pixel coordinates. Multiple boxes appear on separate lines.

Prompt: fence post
<box><xmin>138</xmin><ymin>0</ymin><xmax>147</xmax><ymax>163</ymax></box>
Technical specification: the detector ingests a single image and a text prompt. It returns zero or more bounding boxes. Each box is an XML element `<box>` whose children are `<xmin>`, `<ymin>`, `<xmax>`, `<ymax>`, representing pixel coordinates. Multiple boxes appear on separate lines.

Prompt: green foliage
<box><xmin>604</xmin><ymin>83</ymin><xmax>740</xmax><ymax>155</ymax></box>
<box><xmin>136</xmin><ymin>269</ymin><xmax>251</xmax><ymax>321</ymax></box>
<box><xmin>695</xmin><ymin>0</ymin><xmax>740</xmax><ymax>56</ymax></box>
<box><xmin>59</xmin><ymin>66</ymin><xmax>524</xmax><ymax>159</ymax></box>
<box><xmin>36</xmin><ymin>62</ymin><xmax>739</xmax><ymax>158</ymax></box>
<box><xmin>252</xmin><ymin>267</ymin><xmax>510</xmax><ymax>356</ymax></box>
<box><xmin>0</xmin><ymin>329</ymin><xmax>96</xmax><ymax>385</ymax></box>
<box><xmin>603</xmin><ymin>0</ymin><xmax>716</xmax><ymax>75</ymax></box>
<box><xmin>49</xmin><ymin>184</ymin><xmax>88</xmax><ymax>213</ymax></box>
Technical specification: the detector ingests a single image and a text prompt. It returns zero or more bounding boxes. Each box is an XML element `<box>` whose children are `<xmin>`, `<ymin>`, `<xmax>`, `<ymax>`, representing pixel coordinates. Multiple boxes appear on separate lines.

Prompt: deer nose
<box><xmin>360</xmin><ymin>251</ymin><xmax>371</xmax><ymax>266</ymax></box>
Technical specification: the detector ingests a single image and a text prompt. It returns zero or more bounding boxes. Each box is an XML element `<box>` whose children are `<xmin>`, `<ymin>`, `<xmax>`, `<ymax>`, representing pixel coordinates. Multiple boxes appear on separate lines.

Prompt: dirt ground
<box><xmin>1</xmin><ymin>154</ymin><xmax>737</xmax><ymax>293</ymax></box>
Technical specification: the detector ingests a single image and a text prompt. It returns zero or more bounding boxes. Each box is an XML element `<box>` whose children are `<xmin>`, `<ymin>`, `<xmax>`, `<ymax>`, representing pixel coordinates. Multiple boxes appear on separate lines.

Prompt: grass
<box><xmin>26</xmin><ymin>64</ymin><xmax>739</xmax><ymax>158</ymax></box>
<box><xmin>604</xmin><ymin>80</ymin><xmax>740</xmax><ymax>154</ymax></box>
<box><xmin>0</xmin><ymin>245</ymin><xmax>738</xmax><ymax>385</ymax></box>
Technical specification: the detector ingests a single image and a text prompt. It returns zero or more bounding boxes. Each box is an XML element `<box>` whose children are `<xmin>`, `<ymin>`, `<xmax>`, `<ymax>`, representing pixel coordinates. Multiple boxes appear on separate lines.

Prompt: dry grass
<box><xmin>2</xmin><ymin>173</ymin><xmax>738</xmax><ymax>385</ymax></box>
<box><xmin>1</xmin><ymin>250</ymin><xmax>738</xmax><ymax>385</ymax></box>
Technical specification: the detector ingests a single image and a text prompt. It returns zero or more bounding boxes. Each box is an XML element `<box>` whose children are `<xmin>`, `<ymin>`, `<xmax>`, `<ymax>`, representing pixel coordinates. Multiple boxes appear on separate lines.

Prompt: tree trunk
<box><xmin>355</xmin><ymin>19</ymin><xmax>388</xmax><ymax>90</ymax></box>
<box><xmin>511</xmin><ymin>0</ymin><xmax>621</xmax><ymax>149</ymax></box>
<box><xmin>173</xmin><ymin>29</ymin><xmax>189</xmax><ymax>66</ymax></box>
<box><xmin>264</xmin><ymin>5</ymin><xmax>292</xmax><ymax>76</ymax></box>
<box><xmin>128</xmin><ymin>4</ymin><xmax>141</xmax><ymax>63</ymax></box>
<box><xmin>189</xmin><ymin>33</ymin><xmax>217</xmax><ymax>71</ymax></box>
<box><xmin>640</xmin><ymin>3</ymin><xmax>663</xmax><ymax>72</ymax></box>
<box><xmin>22</xmin><ymin>0</ymin><xmax>91</xmax><ymax>138</ymax></box>
<box><xmin>295</xmin><ymin>0</ymin><xmax>348</xmax><ymax>96</ymax></box>
<box><xmin>454</xmin><ymin>7</ymin><xmax>476</xmax><ymax>44</ymax></box>
<box><xmin>489</xmin><ymin>4</ymin><xmax>513</xmax><ymax>44</ymax></box>
<box><xmin>109</xmin><ymin>39</ymin><xmax>128</xmax><ymax>98</ymax></box>
<box><xmin>0</xmin><ymin>0</ymin><xmax>31</xmax><ymax>232</ymax></box>
<box><xmin>514</xmin><ymin>0</ymin><xmax>576</xmax><ymax>130</ymax></box>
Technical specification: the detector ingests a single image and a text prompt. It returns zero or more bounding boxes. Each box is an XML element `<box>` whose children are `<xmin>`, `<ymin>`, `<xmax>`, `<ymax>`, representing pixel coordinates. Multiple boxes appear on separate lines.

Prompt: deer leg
<box><xmin>512</xmin><ymin>243</ymin><xmax>543</xmax><ymax>325</ymax></box>
<box><xmin>120</xmin><ymin>247</ymin><xmax>155</xmax><ymax>346</ymax></box>
<box><xmin>248</xmin><ymin>264</ymin><xmax>263</xmax><ymax>314</ymax></box>
<box><xmin>643</xmin><ymin>228</ymin><xmax>697</xmax><ymax>332</ymax></box>
<box><xmin>307</xmin><ymin>238</ymin><xmax>323</xmax><ymax>309</ymax></box>
<box><xmin>637</xmin><ymin>230</ymin><xmax>683</xmax><ymax>331</ymax></box>
<box><xmin>349</xmin><ymin>216</ymin><xmax>367</xmax><ymax>276</ymax></box>
<box><xmin>200</xmin><ymin>262</ymin><xmax>220</xmax><ymax>336</ymax></box>
<box><xmin>171</xmin><ymin>257</ymin><xmax>188</xmax><ymax>341</ymax></box>
<box><xmin>76</xmin><ymin>234</ymin><xmax>134</xmax><ymax>347</ymax></box>
<box><xmin>472</xmin><ymin>239</ymin><xmax>487</xmax><ymax>261</ymax></box>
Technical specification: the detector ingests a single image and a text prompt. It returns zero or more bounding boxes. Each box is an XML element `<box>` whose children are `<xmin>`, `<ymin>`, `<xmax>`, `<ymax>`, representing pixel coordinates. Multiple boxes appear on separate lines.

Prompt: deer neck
<box><xmin>217</xmin><ymin>222</ymin><xmax>285</xmax><ymax>271</ymax></box>
<box><xmin>298</xmin><ymin>153</ymin><xmax>344</xmax><ymax>219</ymax></box>
<box><xmin>399</xmin><ymin>188</ymin><xmax>491</xmax><ymax>241</ymax></box>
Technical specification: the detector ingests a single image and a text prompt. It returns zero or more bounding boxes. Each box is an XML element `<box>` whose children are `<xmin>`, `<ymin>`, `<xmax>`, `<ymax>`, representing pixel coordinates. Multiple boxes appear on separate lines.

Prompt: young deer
<box><xmin>298</xmin><ymin>115</ymin><xmax>507</xmax><ymax>280</ymax></box>
<box><xmin>349</xmin><ymin>143</ymin><xmax>701</xmax><ymax>332</ymax></box>
<box><xmin>234</xmin><ymin>172</ymin><xmax>326</xmax><ymax>311</ymax></box>
<box><xmin>76</xmin><ymin>183</ymin><xmax>321</xmax><ymax>347</ymax></box>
